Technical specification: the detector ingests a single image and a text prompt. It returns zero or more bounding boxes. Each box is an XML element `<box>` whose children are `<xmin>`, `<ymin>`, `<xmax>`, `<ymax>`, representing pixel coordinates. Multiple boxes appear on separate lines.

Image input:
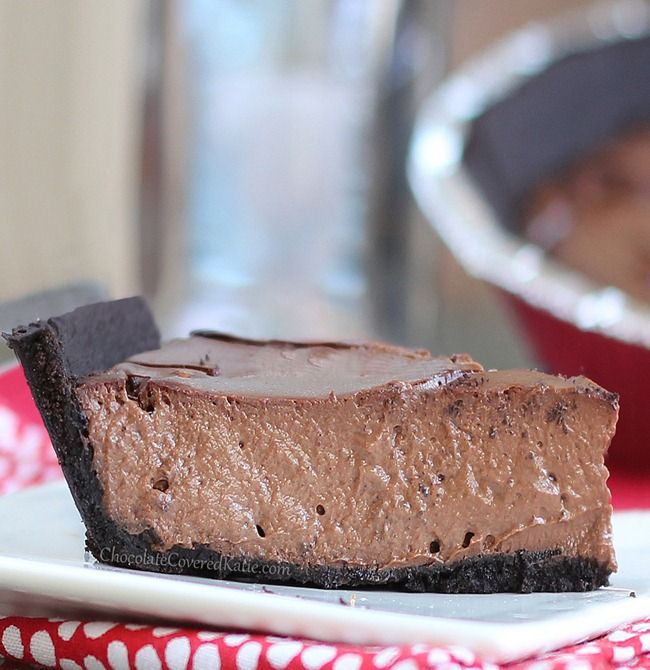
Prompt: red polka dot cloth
<box><xmin>0</xmin><ymin>366</ymin><xmax>60</xmax><ymax>495</ymax></box>
<box><xmin>1</xmin><ymin>363</ymin><xmax>649</xmax><ymax>670</ymax></box>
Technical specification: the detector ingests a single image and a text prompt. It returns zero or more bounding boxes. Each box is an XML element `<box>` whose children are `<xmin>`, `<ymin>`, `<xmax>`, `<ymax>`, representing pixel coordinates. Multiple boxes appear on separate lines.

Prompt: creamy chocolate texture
<box><xmin>75</xmin><ymin>333</ymin><xmax>618</xmax><ymax>578</ymax></box>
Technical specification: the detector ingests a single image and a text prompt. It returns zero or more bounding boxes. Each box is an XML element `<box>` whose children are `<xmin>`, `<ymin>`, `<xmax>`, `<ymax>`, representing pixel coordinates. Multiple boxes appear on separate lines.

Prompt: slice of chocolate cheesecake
<box><xmin>4</xmin><ymin>297</ymin><xmax>618</xmax><ymax>592</ymax></box>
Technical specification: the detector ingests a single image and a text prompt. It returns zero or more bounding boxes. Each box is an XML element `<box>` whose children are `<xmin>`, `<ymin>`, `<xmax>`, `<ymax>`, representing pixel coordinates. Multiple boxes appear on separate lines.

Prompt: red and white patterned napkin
<box><xmin>0</xmin><ymin>366</ymin><xmax>60</xmax><ymax>495</ymax></box>
<box><xmin>1</xmin><ymin>363</ymin><xmax>649</xmax><ymax>670</ymax></box>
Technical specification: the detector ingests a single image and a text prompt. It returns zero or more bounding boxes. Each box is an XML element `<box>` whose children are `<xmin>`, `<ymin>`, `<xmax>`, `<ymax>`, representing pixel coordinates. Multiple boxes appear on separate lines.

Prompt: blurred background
<box><xmin>1</xmin><ymin>0</ymin><xmax>593</xmax><ymax>369</ymax></box>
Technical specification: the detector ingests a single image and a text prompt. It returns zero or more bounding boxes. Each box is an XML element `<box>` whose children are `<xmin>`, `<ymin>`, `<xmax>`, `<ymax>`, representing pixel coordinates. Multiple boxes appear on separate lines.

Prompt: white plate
<box><xmin>0</xmin><ymin>482</ymin><xmax>648</xmax><ymax>663</ymax></box>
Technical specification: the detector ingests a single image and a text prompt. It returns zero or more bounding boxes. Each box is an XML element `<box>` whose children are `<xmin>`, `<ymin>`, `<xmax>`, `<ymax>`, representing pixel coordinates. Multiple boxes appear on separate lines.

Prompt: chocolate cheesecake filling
<box><xmin>76</xmin><ymin>334</ymin><xmax>617</xmax><ymax>575</ymax></box>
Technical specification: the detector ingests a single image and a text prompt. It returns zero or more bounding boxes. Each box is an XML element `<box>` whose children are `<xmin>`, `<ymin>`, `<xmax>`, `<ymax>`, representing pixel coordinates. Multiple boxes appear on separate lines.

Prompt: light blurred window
<box><xmin>176</xmin><ymin>0</ymin><xmax>393</xmax><ymax>338</ymax></box>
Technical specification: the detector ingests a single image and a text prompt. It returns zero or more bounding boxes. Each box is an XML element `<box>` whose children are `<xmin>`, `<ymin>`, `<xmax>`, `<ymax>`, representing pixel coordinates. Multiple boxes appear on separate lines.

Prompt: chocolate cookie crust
<box><xmin>4</xmin><ymin>298</ymin><xmax>616</xmax><ymax>592</ymax></box>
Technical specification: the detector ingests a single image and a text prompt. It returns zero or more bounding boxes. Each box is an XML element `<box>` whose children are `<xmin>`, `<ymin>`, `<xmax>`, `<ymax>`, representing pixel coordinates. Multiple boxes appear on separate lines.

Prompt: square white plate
<box><xmin>0</xmin><ymin>481</ymin><xmax>648</xmax><ymax>663</ymax></box>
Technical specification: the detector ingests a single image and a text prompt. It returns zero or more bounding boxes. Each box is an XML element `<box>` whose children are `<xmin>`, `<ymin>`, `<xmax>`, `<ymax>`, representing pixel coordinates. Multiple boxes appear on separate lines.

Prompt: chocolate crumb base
<box><xmin>2</xmin><ymin>297</ymin><xmax>162</xmax><ymax>587</ymax></box>
<box><xmin>85</xmin><ymin>530</ymin><xmax>610</xmax><ymax>593</ymax></box>
<box><xmin>3</xmin><ymin>297</ymin><xmax>612</xmax><ymax>593</ymax></box>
